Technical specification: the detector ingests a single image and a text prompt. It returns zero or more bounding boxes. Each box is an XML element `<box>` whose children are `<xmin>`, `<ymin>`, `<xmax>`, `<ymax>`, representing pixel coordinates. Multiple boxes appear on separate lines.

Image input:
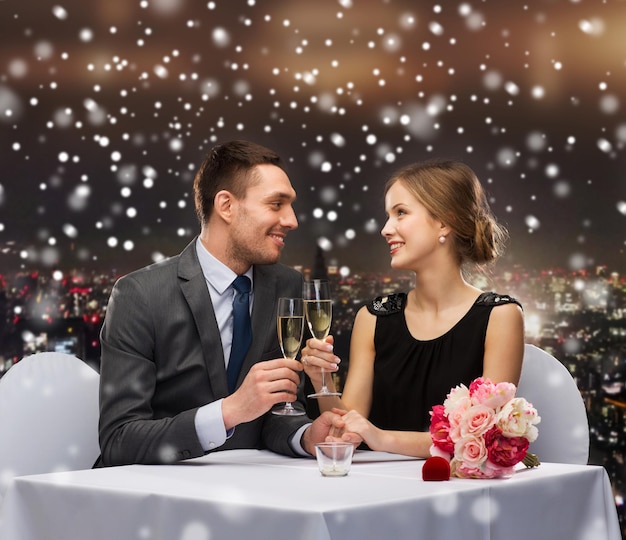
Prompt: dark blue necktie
<box><xmin>227</xmin><ymin>275</ymin><xmax>252</xmax><ymax>393</ymax></box>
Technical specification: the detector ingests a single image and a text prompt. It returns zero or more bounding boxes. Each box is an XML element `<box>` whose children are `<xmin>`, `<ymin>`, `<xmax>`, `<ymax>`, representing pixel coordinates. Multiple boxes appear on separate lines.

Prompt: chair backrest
<box><xmin>517</xmin><ymin>344</ymin><xmax>589</xmax><ymax>465</ymax></box>
<box><xmin>0</xmin><ymin>352</ymin><xmax>100</xmax><ymax>501</ymax></box>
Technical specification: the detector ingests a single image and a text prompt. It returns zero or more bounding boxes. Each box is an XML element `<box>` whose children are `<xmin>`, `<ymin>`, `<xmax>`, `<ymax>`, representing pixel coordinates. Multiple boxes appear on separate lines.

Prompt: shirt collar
<box><xmin>195</xmin><ymin>237</ymin><xmax>254</xmax><ymax>294</ymax></box>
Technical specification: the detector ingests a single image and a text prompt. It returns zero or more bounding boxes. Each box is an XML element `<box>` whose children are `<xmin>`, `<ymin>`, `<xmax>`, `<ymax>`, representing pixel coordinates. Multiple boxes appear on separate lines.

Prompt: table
<box><xmin>0</xmin><ymin>450</ymin><xmax>620</xmax><ymax>540</ymax></box>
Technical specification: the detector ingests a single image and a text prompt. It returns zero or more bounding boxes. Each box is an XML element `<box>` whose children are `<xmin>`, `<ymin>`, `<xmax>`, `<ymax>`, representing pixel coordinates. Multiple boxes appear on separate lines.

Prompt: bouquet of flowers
<box><xmin>429</xmin><ymin>377</ymin><xmax>541</xmax><ymax>479</ymax></box>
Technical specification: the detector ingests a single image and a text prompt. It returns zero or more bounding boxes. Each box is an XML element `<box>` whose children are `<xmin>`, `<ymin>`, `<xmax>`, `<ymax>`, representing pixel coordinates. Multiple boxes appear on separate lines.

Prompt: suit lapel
<box><xmin>177</xmin><ymin>241</ymin><xmax>283</xmax><ymax>395</ymax></box>
<box><xmin>178</xmin><ymin>240</ymin><xmax>230</xmax><ymax>397</ymax></box>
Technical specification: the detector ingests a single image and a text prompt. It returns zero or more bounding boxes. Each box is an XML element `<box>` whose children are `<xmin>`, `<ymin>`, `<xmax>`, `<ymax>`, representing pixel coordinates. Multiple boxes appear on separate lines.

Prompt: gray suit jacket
<box><xmin>98</xmin><ymin>239</ymin><xmax>309</xmax><ymax>466</ymax></box>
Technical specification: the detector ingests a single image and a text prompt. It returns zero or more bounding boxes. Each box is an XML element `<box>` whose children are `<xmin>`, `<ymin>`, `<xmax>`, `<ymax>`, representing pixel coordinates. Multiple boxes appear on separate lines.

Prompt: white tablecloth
<box><xmin>0</xmin><ymin>450</ymin><xmax>620</xmax><ymax>540</ymax></box>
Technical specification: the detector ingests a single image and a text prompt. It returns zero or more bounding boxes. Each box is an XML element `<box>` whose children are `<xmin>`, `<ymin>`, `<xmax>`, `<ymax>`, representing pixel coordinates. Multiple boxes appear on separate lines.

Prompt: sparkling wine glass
<box><xmin>303</xmin><ymin>280</ymin><xmax>341</xmax><ymax>398</ymax></box>
<box><xmin>272</xmin><ymin>297</ymin><xmax>306</xmax><ymax>416</ymax></box>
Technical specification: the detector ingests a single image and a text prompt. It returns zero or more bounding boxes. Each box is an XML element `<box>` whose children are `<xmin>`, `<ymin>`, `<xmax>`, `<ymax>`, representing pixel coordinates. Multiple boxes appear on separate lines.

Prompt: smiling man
<box><xmin>98</xmin><ymin>140</ymin><xmax>338</xmax><ymax>466</ymax></box>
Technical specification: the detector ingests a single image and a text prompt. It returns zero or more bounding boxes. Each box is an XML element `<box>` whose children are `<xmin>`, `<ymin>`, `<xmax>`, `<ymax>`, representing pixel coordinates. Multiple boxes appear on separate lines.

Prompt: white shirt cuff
<box><xmin>195</xmin><ymin>401</ymin><xmax>310</xmax><ymax>456</ymax></box>
<box><xmin>290</xmin><ymin>423</ymin><xmax>312</xmax><ymax>456</ymax></box>
<box><xmin>194</xmin><ymin>399</ymin><xmax>229</xmax><ymax>451</ymax></box>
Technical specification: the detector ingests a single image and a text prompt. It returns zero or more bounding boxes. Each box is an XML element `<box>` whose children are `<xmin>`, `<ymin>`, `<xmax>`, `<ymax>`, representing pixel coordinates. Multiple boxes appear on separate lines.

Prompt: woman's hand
<box><xmin>300</xmin><ymin>335</ymin><xmax>340</xmax><ymax>385</ymax></box>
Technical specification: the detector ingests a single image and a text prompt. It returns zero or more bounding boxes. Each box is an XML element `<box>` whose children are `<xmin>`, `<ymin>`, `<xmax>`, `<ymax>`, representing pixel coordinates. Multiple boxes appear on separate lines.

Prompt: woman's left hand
<box><xmin>300</xmin><ymin>335</ymin><xmax>341</xmax><ymax>384</ymax></box>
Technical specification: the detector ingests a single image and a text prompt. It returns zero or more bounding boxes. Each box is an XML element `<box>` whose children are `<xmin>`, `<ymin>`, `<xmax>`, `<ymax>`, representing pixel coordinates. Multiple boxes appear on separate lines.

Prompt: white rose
<box><xmin>496</xmin><ymin>398</ymin><xmax>540</xmax><ymax>440</ymax></box>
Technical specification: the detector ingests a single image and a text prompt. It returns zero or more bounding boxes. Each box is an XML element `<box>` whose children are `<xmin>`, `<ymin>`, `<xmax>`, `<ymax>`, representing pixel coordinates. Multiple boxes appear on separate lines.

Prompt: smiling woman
<box><xmin>300</xmin><ymin>159</ymin><xmax>525</xmax><ymax>459</ymax></box>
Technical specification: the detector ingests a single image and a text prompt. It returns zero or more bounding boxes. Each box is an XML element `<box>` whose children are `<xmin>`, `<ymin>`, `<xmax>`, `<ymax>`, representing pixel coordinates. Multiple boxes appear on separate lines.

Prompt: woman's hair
<box><xmin>385</xmin><ymin>159</ymin><xmax>508</xmax><ymax>266</ymax></box>
<box><xmin>193</xmin><ymin>140</ymin><xmax>287</xmax><ymax>225</ymax></box>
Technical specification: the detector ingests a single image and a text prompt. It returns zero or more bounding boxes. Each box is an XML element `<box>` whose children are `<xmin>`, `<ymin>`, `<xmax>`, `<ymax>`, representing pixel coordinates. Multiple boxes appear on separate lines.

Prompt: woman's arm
<box><xmin>334</xmin><ymin>408</ymin><xmax>434</xmax><ymax>457</ymax></box>
<box><xmin>339</xmin><ymin>306</ymin><xmax>377</xmax><ymax>415</ymax></box>
<box><xmin>482</xmin><ymin>302</ymin><xmax>525</xmax><ymax>385</ymax></box>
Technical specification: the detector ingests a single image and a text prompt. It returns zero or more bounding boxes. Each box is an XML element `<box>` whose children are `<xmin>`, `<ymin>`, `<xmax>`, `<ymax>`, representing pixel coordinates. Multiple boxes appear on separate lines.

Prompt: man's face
<box><xmin>227</xmin><ymin>164</ymin><xmax>298</xmax><ymax>268</ymax></box>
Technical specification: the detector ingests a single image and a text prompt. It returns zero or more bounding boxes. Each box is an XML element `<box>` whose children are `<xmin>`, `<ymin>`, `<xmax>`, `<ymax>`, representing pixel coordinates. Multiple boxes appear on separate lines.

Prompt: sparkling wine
<box><xmin>278</xmin><ymin>316</ymin><xmax>304</xmax><ymax>359</ymax></box>
<box><xmin>304</xmin><ymin>300</ymin><xmax>332</xmax><ymax>340</ymax></box>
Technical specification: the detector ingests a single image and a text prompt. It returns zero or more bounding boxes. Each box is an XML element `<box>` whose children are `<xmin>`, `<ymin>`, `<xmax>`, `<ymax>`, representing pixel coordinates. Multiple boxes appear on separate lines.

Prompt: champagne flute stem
<box><xmin>320</xmin><ymin>367</ymin><xmax>328</xmax><ymax>392</ymax></box>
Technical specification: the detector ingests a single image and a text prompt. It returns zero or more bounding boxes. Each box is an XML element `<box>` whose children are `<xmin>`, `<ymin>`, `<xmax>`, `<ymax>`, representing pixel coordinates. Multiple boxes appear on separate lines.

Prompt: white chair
<box><xmin>0</xmin><ymin>352</ymin><xmax>100</xmax><ymax>501</ymax></box>
<box><xmin>517</xmin><ymin>344</ymin><xmax>589</xmax><ymax>465</ymax></box>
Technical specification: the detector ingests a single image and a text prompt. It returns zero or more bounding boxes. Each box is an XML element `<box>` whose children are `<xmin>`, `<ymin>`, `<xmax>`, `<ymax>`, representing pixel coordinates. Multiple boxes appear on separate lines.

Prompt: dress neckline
<box><xmin>402</xmin><ymin>292</ymin><xmax>487</xmax><ymax>343</ymax></box>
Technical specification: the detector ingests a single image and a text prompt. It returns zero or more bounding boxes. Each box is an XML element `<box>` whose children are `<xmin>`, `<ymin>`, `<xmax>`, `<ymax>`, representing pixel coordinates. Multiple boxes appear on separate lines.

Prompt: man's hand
<box><xmin>221</xmin><ymin>358</ymin><xmax>302</xmax><ymax>430</ymax></box>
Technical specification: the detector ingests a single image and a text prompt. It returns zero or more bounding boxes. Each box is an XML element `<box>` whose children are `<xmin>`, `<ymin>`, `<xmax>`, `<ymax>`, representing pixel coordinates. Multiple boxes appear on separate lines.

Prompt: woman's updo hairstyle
<box><xmin>385</xmin><ymin>159</ymin><xmax>508</xmax><ymax>267</ymax></box>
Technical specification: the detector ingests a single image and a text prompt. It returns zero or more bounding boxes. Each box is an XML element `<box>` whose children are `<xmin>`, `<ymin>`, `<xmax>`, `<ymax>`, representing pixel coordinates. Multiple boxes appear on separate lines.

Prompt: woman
<box><xmin>301</xmin><ymin>159</ymin><xmax>525</xmax><ymax>457</ymax></box>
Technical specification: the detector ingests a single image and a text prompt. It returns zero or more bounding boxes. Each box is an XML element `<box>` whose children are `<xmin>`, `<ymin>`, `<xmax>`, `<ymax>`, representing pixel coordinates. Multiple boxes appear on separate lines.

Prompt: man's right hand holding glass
<box><xmin>222</xmin><ymin>358</ymin><xmax>303</xmax><ymax>430</ymax></box>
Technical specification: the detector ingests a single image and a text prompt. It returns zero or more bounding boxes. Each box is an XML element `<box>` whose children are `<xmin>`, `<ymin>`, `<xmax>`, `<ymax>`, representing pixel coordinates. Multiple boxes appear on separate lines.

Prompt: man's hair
<box><xmin>193</xmin><ymin>140</ymin><xmax>287</xmax><ymax>225</ymax></box>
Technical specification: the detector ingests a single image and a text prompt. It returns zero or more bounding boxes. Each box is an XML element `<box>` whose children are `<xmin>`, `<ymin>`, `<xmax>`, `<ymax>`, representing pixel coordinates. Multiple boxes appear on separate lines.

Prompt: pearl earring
<box><xmin>439</xmin><ymin>235</ymin><xmax>446</xmax><ymax>244</ymax></box>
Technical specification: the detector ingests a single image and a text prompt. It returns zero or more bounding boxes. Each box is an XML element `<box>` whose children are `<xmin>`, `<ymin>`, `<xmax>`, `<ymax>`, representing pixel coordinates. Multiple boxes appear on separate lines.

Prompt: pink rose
<box><xmin>452</xmin><ymin>461</ymin><xmax>486</xmax><ymax>479</ymax></box>
<box><xmin>447</xmin><ymin>396</ymin><xmax>471</xmax><ymax>429</ymax></box>
<box><xmin>430</xmin><ymin>405</ymin><xmax>454</xmax><ymax>454</ymax></box>
<box><xmin>443</xmin><ymin>395</ymin><xmax>471</xmax><ymax>443</ymax></box>
<box><xmin>459</xmin><ymin>404</ymin><xmax>495</xmax><ymax>438</ymax></box>
<box><xmin>485</xmin><ymin>427</ymin><xmax>529</xmax><ymax>467</ymax></box>
<box><xmin>454</xmin><ymin>435</ymin><xmax>487</xmax><ymax>469</ymax></box>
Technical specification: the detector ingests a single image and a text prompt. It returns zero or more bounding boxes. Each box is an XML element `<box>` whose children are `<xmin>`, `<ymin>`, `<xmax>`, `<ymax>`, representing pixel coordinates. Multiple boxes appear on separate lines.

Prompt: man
<box><xmin>98</xmin><ymin>140</ymin><xmax>336</xmax><ymax>466</ymax></box>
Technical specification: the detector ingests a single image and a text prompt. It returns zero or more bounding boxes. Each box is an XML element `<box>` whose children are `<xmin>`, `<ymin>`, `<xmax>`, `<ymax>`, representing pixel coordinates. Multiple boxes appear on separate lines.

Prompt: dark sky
<box><xmin>1</xmin><ymin>0</ymin><xmax>625</xmax><ymax>276</ymax></box>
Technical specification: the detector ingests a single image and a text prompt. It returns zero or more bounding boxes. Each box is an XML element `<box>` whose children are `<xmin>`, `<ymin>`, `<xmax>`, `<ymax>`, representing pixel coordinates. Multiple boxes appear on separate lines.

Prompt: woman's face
<box><xmin>381</xmin><ymin>180</ymin><xmax>445</xmax><ymax>270</ymax></box>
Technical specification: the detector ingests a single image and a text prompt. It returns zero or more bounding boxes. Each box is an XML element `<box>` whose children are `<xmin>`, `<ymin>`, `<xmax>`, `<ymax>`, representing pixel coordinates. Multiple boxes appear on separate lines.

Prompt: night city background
<box><xmin>1</xmin><ymin>0</ymin><xmax>625</xmax><ymax>535</ymax></box>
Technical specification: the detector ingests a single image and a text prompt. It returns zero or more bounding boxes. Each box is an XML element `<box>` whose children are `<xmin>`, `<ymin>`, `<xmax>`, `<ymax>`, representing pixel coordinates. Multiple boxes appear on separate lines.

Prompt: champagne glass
<box><xmin>272</xmin><ymin>297</ymin><xmax>306</xmax><ymax>416</ymax></box>
<box><xmin>303</xmin><ymin>280</ymin><xmax>341</xmax><ymax>398</ymax></box>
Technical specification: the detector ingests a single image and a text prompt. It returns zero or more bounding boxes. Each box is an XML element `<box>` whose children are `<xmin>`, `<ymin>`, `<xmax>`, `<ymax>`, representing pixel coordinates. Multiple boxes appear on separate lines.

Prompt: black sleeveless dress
<box><xmin>366</xmin><ymin>291</ymin><xmax>522</xmax><ymax>433</ymax></box>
